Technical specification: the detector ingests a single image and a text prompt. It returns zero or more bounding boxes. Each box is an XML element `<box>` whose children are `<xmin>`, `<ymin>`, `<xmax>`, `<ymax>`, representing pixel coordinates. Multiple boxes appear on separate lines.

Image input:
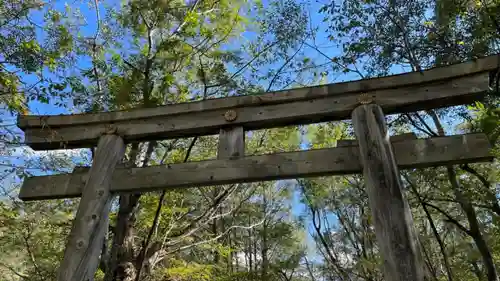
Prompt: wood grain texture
<box><xmin>22</xmin><ymin>73</ymin><xmax>490</xmax><ymax>150</ymax></box>
<box><xmin>19</xmin><ymin>54</ymin><xmax>499</xmax><ymax>128</ymax></box>
<box><xmin>218</xmin><ymin>127</ymin><xmax>245</xmax><ymax>159</ymax></box>
<box><xmin>352</xmin><ymin>104</ymin><xmax>425</xmax><ymax>281</ymax></box>
<box><xmin>337</xmin><ymin>132</ymin><xmax>416</xmax><ymax>147</ymax></box>
<box><xmin>19</xmin><ymin>133</ymin><xmax>492</xmax><ymax>201</ymax></box>
<box><xmin>57</xmin><ymin>135</ymin><xmax>125</xmax><ymax>281</ymax></box>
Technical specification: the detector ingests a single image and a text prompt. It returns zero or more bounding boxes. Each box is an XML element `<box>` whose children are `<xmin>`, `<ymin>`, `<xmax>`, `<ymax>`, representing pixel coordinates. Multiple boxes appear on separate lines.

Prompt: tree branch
<box><xmin>0</xmin><ymin>261</ymin><xmax>30</xmax><ymax>279</ymax></box>
<box><xmin>423</xmin><ymin>202</ymin><xmax>472</xmax><ymax>236</ymax></box>
<box><xmin>165</xmin><ymin>218</ymin><xmax>266</xmax><ymax>256</ymax></box>
<box><xmin>134</xmin><ymin>136</ymin><xmax>197</xmax><ymax>281</ymax></box>
<box><xmin>404</xmin><ymin>174</ymin><xmax>453</xmax><ymax>281</ymax></box>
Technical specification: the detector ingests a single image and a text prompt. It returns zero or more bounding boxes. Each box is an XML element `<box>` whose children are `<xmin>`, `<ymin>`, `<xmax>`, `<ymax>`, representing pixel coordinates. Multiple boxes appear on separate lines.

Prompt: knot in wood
<box><xmin>104</xmin><ymin>124</ymin><xmax>118</xmax><ymax>135</ymax></box>
<box><xmin>357</xmin><ymin>93</ymin><xmax>374</xmax><ymax>105</ymax></box>
<box><xmin>224</xmin><ymin>110</ymin><xmax>237</xmax><ymax>122</ymax></box>
<box><xmin>76</xmin><ymin>239</ymin><xmax>85</xmax><ymax>249</ymax></box>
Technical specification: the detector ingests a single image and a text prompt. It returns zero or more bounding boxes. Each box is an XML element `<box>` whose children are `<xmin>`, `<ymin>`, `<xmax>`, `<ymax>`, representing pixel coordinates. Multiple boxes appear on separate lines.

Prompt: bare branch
<box><xmin>0</xmin><ymin>261</ymin><xmax>30</xmax><ymax>279</ymax></box>
<box><xmin>165</xmin><ymin>218</ymin><xmax>266</xmax><ymax>256</ymax></box>
<box><xmin>134</xmin><ymin>136</ymin><xmax>197</xmax><ymax>280</ymax></box>
<box><xmin>423</xmin><ymin>202</ymin><xmax>472</xmax><ymax>236</ymax></box>
<box><xmin>168</xmin><ymin>0</ymin><xmax>201</xmax><ymax>40</ymax></box>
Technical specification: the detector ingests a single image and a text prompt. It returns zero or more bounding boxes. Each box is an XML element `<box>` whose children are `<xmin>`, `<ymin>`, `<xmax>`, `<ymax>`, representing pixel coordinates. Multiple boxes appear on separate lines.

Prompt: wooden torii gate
<box><xmin>18</xmin><ymin>55</ymin><xmax>499</xmax><ymax>281</ymax></box>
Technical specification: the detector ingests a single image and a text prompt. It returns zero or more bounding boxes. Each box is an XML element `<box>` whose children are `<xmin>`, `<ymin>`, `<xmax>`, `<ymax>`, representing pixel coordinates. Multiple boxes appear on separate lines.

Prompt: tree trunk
<box><xmin>471</xmin><ymin>260</ymin><xmax>484</xmax><ymax>281</ymax></box>
<box><xmin>261</xmin><ymin>189</ymin><xmax>268</xmax><ymax>281</ymax></box>
<box><xmin>104</xmin><ymin>194</ymin><xmax>140</xmax><ymax>281</ymax></box>
<box><xmin>212</xmin><ymin>216</ymin><xmax>220</xmax><ymax>264</ymax></box>
<box><xmin>248</xmin><ymin>215</ymin><xmax>253</xmax><ymax>272</ymax></box>
<box><xmin>450</xmin><ymin>169</ymin><xmax>498</xmax><ymax>281</ymax></box>
<box><xmin>407</xmin><ymin>175</ymin><xmax>453</xmax><ymax>281</ymax></box>
<box><xmin>427</xmin><ymin>110</ymin><xmax>499</xmax><ymax>281</ymax></box>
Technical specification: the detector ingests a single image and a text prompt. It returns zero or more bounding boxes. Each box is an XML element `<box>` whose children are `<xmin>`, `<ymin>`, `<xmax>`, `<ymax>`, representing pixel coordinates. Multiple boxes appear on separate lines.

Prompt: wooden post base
<box><xmin>352</xmin><ymin>104</ymin><xmax>425</xmax><ymax>281</ymax></box>
<box><xmin>57</xmin><ymin>134</ymin><xmax>126</xmax><ymax>281</ymax></box>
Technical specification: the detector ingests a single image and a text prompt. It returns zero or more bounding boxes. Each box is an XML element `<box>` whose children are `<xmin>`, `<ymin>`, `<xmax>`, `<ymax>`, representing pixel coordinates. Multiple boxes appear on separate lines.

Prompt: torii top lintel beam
<box><xmin>18</xmin><ymin>55</ymin><xmax>500</xmax><ymax>150</ymax></box>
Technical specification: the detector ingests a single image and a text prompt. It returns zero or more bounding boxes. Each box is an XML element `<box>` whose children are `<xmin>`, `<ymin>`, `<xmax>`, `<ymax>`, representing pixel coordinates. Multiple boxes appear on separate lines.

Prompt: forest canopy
<box><xmin>0</xmin><ymin>0</ymin><xmax>499</xmax><ymax>281</ymax></box>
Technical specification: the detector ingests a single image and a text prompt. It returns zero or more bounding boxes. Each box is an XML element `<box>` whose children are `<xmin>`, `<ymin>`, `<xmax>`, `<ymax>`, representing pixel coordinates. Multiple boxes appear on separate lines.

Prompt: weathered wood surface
<box><xmin>19</xmin><ymin>54</ymin><xmax>499</xmax><ymax>128</ymax></box>
<box><xmin>218</xmin><ymin>127</ymin><xmax>245</xmax><ymax>159</ymax></box>
<box><xmin>352</xmin><ymin>104</ymin><xmax>425</xmax><ymax>281</ymax></box>
<box><xmin>57</xmin><ymin>135</ymin><xmax>125</xmax><ymax>281</ymax></box>
<box><xmin>22</xmin><ymin>73</ymin><xmax>490</xmax><ymax>150</ymax></box>
<box><xmin>336</xmin><ymin>132</ymin><xmax>416</xmax><ymax>147</ymax></box>
<box><xmin>19</xmin><ymin>133</ymin><xmax>492</xmax><ymax>201</ymax></box>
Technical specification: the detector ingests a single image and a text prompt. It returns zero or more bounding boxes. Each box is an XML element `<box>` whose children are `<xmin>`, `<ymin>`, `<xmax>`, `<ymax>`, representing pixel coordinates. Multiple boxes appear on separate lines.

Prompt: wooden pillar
<box><xmin>217</xmin><ymin>126</ymin><xmax>244</xmax><ymax>266</ymax></box>
<box><xmin>218</xmin><ymin>126</ymin><xmax>245</xmax><ymax>159</ymax></box>
<box><xmin>58</xmin><ymin>134</ymin><xmax>126</xmax><ymax>281</ymax></box>
<box><xmin>352</xmin><ymin>104</ymin><xmax>425</xmax><ymax>281</ymax></box>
